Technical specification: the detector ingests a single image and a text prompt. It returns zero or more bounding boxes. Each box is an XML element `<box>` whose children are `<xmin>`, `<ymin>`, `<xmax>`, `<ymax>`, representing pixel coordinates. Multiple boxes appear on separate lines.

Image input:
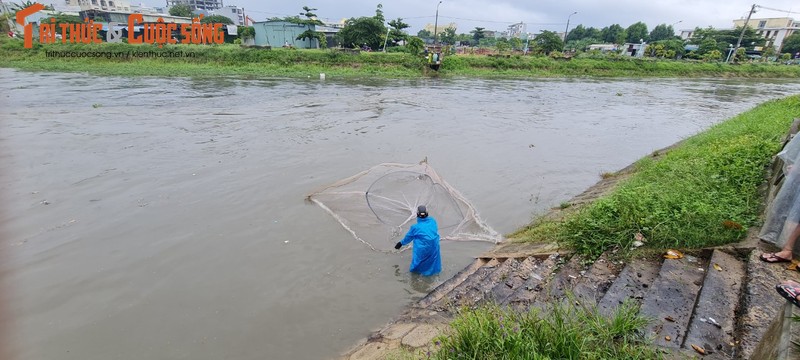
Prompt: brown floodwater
<box><xmin>1</xmin><ymin>68</ymin><xmax>799</xmax><ymax>359</ymax></box>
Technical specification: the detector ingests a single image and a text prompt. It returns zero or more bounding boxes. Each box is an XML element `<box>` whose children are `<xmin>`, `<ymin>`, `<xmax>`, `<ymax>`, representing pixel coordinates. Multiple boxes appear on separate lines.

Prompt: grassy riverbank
<box><xmin>3</xmin><ymin>38</ymin><xmax>800</xmax><ymax>78</ymax></box>
<box><xmin>511</xmin><ymin>95</ymin><xmax>800</xmax><ymax>258</ymax></box>
<box><xmin>421</xmin><ymin>95</ymin><xmax>800</xmax><ymax>360</ymax></box>
<box><xmin>431</xmin><ymin>301</ymin><xmax>658</xmax><ymax>360</ymax></box>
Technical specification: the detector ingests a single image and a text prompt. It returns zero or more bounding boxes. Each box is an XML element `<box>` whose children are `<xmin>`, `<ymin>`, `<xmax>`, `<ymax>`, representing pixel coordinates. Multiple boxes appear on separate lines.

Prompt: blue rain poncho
<box><xmin>400</xmin><ymin>216</ymin><xmax>442</xmax><ymax>276</ymax></box>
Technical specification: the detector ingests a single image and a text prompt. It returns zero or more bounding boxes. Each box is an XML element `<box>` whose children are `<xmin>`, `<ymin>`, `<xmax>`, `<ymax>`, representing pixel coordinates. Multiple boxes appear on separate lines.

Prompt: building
<box><xmin>64</xmin><ymin>0</ymin><xmax>131</xmax><ymax>12</ymax></box>
<box><xmin>507</xmin><ymin>22</ymin><xmax>526</xmax><ymax>38</ymax></box>
<box><xmin>678</xmin><ymin>29</ymin><xmax>694</xmax><ymax>40</ymax></box>
<box><xmin>253</xmin><ymin>20</ymin><xmax>340</xmax><ymax>48</ymax></box>
<box><xmin>166</xmin><ymin>0</ymin><xmax>223</xmax><ymax>11</ymax></box>
<box><xmin>129</xmin><ymin>3</ymin><xmax>169</xmax><ymax>14</ymax></box>
<box><xmin>622</xmin><ymin>42</ymin><xmax>646</xmax><ymax>57</ymax></box>
<box><xmin>588</xmin><ymin>44</ymin><xmax>618</xmax><ymax>52</ymax></box>
<box><xmin>81</xmin><ymin>9</ymin><xmax>191</xmax><ymax>24</ymax></box>
<box><xmin>196</xmin><ymin>5</ymin><xmax>245</xmax><ymax>25</ymax></box>
<box><xmin>423</xmin><ymin>22</ymin><xmax>457</xmax><ymax>34</ymax></box>
<box><xmin>732</xmin><ymin>17</ymin><xmax>798</xmax><ymax>52</ymax></box>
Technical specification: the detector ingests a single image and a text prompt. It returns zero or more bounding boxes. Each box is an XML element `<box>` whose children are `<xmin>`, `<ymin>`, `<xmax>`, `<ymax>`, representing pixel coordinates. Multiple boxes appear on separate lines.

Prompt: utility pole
<box><xmin>730</xmin><ymin>4</ymin><xmax>757</xmax><ymax>64</ymax></box>
<box><xmin>564</xmin><ymin>11</ymin><xmax>577</xmax><ymax>43</ymax></box>
<box><xmin>433</xmin><ymin>0</ymin><xmax>442</xmax><ymax>46</ymax></box>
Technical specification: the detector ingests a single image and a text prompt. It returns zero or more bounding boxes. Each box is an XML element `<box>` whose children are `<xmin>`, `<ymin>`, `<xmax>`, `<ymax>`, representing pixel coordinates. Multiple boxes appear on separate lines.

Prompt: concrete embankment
<box><xmin>341</xmin><ymin>123</ymin><xmax>800</xmax><ymax>360</ymax></box>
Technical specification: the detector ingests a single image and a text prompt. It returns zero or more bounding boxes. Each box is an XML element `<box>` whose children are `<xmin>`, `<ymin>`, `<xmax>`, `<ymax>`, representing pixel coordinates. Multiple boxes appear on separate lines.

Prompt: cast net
<box><xmin>307</xmin><ymin>161</ymin><xmax>502</xmax><ymax>251</ymax></box>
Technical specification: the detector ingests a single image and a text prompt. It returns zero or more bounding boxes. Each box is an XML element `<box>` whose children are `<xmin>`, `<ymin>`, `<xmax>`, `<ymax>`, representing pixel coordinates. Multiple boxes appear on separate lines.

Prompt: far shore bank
<box><xmin>3</xmin><ymin>39</ymin><xmax>800</xmax><ymax>79</ymax></box>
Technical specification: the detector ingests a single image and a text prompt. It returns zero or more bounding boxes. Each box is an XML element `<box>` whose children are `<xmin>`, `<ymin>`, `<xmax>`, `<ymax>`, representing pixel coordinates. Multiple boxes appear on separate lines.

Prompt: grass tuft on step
<box><xmin>431</xmin><ymin>300</ymin><xmax>661</xmax><ymax>360</ymax></box>
<box><xmin>512</xmin><ymin>95</ymin><xmax>800</xmax><ymax>258</ymax></box>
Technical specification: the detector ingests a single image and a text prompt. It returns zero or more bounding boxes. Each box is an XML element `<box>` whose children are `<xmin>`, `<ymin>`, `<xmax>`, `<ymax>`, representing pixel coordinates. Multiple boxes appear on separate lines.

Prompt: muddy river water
<box><xmin>1</xmin><ymin>68</ymin><xmax>799</xmax><ymax>359</ymax></box>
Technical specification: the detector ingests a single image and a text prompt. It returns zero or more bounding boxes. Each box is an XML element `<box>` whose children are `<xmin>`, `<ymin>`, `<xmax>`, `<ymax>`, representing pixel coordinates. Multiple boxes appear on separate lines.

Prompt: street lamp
<box><xmin>671</xmin><ymin>20</ymin><xmax>682</xmax><ymax>36</ymax></box>
<box><xmin>382</xmin><ymin>25</ymin><xmax>390</xmax><ymax>52</ymax></box>
<box><xmin>433</xmin><ymin>0</ymin><xmax>443</xmax><ymax>46</ymax></box>
<box><xmin>639</xmin><ymin>38</ymin><xmax>644</xmax><ymax>57</ymax></box>
<box><xmin>564</xmin><ymin>11</ymin><xmax>577</xmax><ymax>43</ymax></box>
<box><xmin>725</xmin><ymin>44</ymin><xmax>734</xmax><ymax>63</ymax></box>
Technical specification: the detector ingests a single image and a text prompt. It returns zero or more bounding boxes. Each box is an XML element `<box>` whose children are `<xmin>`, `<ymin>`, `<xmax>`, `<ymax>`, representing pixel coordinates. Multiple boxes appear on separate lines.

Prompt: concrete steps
<box><xmin>682</xmin><ymin>250</ymin><xmax>745</xmax><ymax>358</ymax></box>
<box><xmin>415</xmin><ymin>258</ymin><xmax>486</xmax><ymax>309</ymax></box>
<box><xmin>638</xmin><ymin>254</ymin><xmax>708</xmax><ymax>349</ymax></box>
<box><xmin>501</xmin><ymin>255</ymin><xmax>560</xmax><ymax>311</ymax></box>
<box><xmin>485</xmin><ymin>256</ymin><xmax>543</xmax><ymax>304</ymax></box>
<box><xmin>344</xmin><ymin>246</ymin><xmax>800</xmax><ymax>360</ymax></box>
<box><xmin>597</xmin><ymin>258</ymin><xmax>660</xmax><ymax>316</ymax></box>
<box><xmin>428</xmin><ymin>258</ymin><xmax>500</xmax><ymax>311</ymax></box>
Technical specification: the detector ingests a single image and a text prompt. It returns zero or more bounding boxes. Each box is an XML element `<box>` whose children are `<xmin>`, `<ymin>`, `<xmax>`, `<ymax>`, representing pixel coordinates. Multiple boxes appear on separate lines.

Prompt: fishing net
<box><xmin>307</xmin><ymin>161</ymin><xmax>502</xmax><ymax>251</ymax></box>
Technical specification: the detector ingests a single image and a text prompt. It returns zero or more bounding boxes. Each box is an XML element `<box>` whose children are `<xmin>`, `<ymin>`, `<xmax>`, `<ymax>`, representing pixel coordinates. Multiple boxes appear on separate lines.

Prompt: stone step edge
<box><xmin>415</xmin><ymin>258</ymin><xmax>488</xmax><ymax>309</ymax></box>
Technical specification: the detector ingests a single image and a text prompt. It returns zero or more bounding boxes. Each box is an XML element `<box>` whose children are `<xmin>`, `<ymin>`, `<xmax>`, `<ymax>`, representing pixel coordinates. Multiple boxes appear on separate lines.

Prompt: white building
<box><xmin>200</xmin><ymin>5</ymin><xmax>245</xmax><ymax>26</ymax></box>
<box><xmin>166</xmin><ymin>0</ymin><xmax>223</xmax><ymax>11</ymax></box>
<box><xmin>64</xmin><ymin>0</ymin><xmax>130</xmax><ymax>12</ymax></box>
<box><xmin>507</xmin><ymin>22</ymin><xmax>526</xmax><ymax>38</ymax></box>
<box><xmin>129</xmin><ymin>3</ymin><xmax>168</xmax><ymax>14</ymax></box>
<box><xmin>733</xmin><ymin>17</ymin><xmax>799</xmax><ymax>52</ymax></box>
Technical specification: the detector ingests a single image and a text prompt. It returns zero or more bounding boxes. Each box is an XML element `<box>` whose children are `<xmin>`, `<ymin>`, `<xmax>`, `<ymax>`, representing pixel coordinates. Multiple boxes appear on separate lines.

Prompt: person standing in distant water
<box><xmin>395</xmin><ymin>205</ymin><xmax>441</xmax><ymax>276</ymax></box>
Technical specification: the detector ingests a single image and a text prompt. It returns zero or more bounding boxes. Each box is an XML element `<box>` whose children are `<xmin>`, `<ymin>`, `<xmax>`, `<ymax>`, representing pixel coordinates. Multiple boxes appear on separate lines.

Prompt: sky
<box><xmin>131</xmin><ymin>0</ymin><xmax>799</xmax><ymax>35</ymax></box>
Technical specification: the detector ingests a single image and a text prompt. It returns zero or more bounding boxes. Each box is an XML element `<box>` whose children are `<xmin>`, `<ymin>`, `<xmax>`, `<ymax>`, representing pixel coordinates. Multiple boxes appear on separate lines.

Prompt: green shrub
<box><xmin>433</xmin><ymin>300</ymin><xmax>660</xmax><ymax>360</ymax></box>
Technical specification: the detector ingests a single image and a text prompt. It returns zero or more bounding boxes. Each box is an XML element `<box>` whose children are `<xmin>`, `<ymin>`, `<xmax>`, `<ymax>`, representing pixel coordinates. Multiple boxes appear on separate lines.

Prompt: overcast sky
<box><xmin>136</xmin><ymin>0</ymin><xmax>799</xmax><ymax>34</ymax></box>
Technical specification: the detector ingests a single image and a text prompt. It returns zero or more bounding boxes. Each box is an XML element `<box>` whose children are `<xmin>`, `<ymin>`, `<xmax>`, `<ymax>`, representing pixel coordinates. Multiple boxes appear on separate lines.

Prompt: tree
<box><xmin>781</xmin><ymin>32</ymin><xmax>800</xmax><ymax>57</ymax></box>
<box><xmin>656</xmin><ymin>39</ymin><xmax>685</xmax><ymax>58</ymax></box>
<box><xmin>0</xmin><ymin>13</ymin><xmax>10</xmax><ymax>33</ymax></box>
<box><xmin>689</xmin><ymin>26</ymin><xmax>765</xmax><ymax>54</ymax></box>
<box><xmin>471</xmin><ymin>27</ymin><xmax>486</xmax><ymax>44</ymax></box>
<box><xmin>337</xmin><ymin>16</ymin><xmax>386</xmax><ymax>49</ymax></box>
<box><xmin>762</xmin><ymin>45</ymin><xmax>777</xmax><ymax>60</ymax></box>
<box><xmin>495</xmin><ymin>37</ymin><xmax>510</xmax><ymax>52</ymax></box>
<box><xmin>238</xmin><ymin>26</ymin><xmax>255</xmax><ymax>40</ymax></box>
<box><xmin>296</xmin><ymin>6</ymin><xmax>325</xmax><ymax>48</ymax></box>
<box><xmin>509</xmin><ymin>37</ymin><xmax>522</xmax><ymax>50</ymax></box>
<box><xmin>584</xmin><ymin>27</ymin><xmax>601</xmax><ymax>40</ymax></box>
<box><xmin>169</xmin><ymin>4</ymin><xmax>193</xmax><ymax>17</ymax></box>
<box><xmin>702</xmin><ymin>49</ymin><xmax>722</xmax><ymax>62</ymax></box>
<box><xmin>440</xmin><ymin>26</ymin><xmax>456</xmax><ymax>45</ymax></box>
<box><xmin>601</xmin><ymin>24</ymin><xmax>626</xmax><ymax>44</ymax></box>
<box><xmin>40</xmin><ymin>13</ymin><xmax>82</xmax><ymax>37</ymax></box>
<box><xmin>649</xmin><ymin>24</ymin><xmax>675</xmax><ymax>42</ymax></box>
<box><xmin>406</xmin><ymin>36</ymin><xmax>424</xmax><ymax>55</ymax></box>
<box><xmin>697</xmin><ymin>38</ymin><xmax>718</xmax><ymax>55</ymax></box>
<box><xmin>566</xmin><ymin>24</ymin><xmax>586</xmax><ymax>42</ymax></box>
<box><xmin>387</xmin><ymin>18</ymin><xmax>409</xmax><ymax>45</ymax></box>
<box><xmin>625</xmin><ymin>22</ymin><xmax>648</xmax><ymax>43</ymax></box>
<box><xmin>479</xmin><ymin>37</ymin><xmax>496</xmax><ymax>47</ymax></box>
<box><xmin>374</xmin><ymin>3</ymin><xmax>384</xmax><ymax>23</ymax></box>
<box><xmin>200</xmin><ymin>15</ymin><xmax>233</xmax><ymax>24</ymax></box>
<box><xmin>11</xmin><ymin>1</ymin><xmax>53</xmax><ymax>13</ymax></box>
<box><xmin>533</xmin><ymin>30</ymin><xmax>564</xmax><ymax>55</ymax></box>
<box><xmin>416</xmin><ymin>29</ymin><xmax>432</xmax><ymax>40</ymax></box>
<box><xmin>568</xmin><ymin>38</ymin><xmax>601</xmax><ymax>52</ymax></box>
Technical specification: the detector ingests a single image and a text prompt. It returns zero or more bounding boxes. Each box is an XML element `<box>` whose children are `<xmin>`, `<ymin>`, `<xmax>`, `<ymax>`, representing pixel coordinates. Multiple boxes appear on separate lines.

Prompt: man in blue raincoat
<box><xmin>394</xmin><ymin>205</ymin><xmax>441</xmax><ymax>276</ymax></box>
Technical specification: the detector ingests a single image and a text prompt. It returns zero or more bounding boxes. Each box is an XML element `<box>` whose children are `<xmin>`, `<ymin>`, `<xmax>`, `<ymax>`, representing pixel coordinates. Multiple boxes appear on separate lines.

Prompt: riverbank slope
<box><xmin>3</xmin><ymin>39</ymin><xmax>800</xmax><ymax>79</ymax></box>
<box><xmin>343</xmin><ymin>96</ymin><xmax>800</xmax><ymax>359</ymax></box>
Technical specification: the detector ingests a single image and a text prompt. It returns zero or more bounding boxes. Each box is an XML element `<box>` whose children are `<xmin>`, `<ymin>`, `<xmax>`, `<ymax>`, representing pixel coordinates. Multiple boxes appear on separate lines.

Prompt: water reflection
<box><xmin>394</xmin><ymin>264</ymin><xmax>440</xmax><ymax>295</ymax></box>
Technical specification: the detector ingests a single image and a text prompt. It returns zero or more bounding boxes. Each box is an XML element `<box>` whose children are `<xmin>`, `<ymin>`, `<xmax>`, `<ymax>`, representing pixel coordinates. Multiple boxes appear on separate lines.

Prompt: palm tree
<box><xmin>10</xmin><ymin>1</ymin><xmax>54</xmax><ymax>13</ymax></box>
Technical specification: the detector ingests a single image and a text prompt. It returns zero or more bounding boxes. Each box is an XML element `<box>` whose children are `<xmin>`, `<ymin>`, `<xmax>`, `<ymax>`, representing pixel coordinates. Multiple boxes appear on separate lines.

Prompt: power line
<box><xmin>756</xmin><ymin>5</ymin><xmax>800</xmax><ymax>15</ymax></box>
<box><xmin>437</xmin><ymin>15</ymin><xmax>562</xmax><ymax>26</ymax></box>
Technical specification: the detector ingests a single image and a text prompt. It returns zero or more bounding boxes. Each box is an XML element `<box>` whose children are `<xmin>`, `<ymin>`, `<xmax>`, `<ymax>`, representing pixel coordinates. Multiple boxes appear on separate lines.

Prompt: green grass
<box><xmin>512</xmin><ymin>95</ymin><xmax>800</xmax><ymax>258</ymax></box>
<box><xmin>430</xmin><ymin>300</ymin><xmax>661</xmax><ymax>360</ymax></box>
<box><xmin>3</xmin><ymin>37</ymin><xmax>800</xmax><ymax>79</ymax></box>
